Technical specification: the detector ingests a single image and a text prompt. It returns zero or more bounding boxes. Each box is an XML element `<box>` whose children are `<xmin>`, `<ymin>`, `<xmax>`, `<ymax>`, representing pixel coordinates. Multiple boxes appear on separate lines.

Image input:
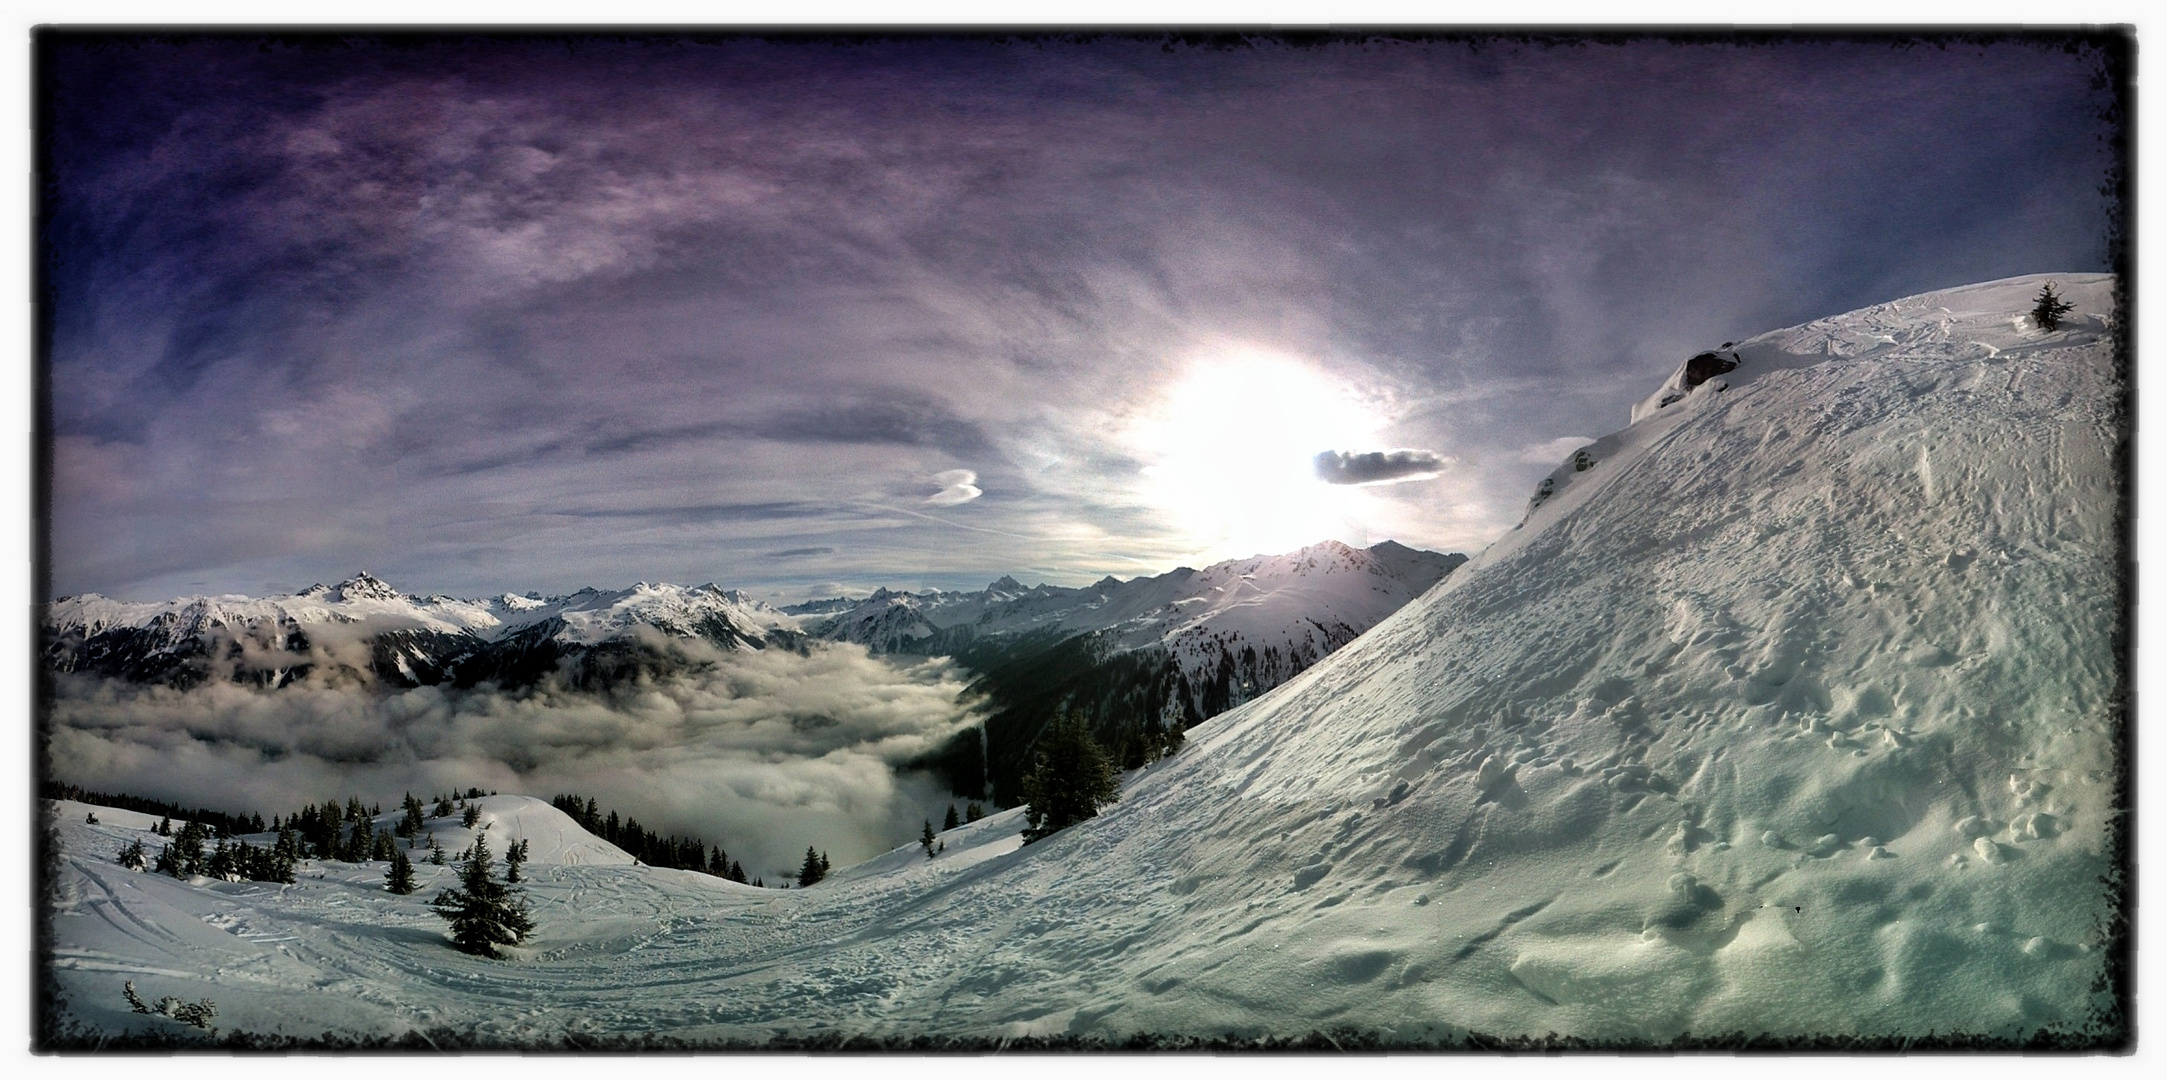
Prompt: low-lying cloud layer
<box><xmin>1313</xmin><ymin>448</ymin><xmax>1451</xmax><ymax>486</ymax></box>
<box><xmin>46</xmin><ymin>642</ymin><xmax>983</xmax><ymax>881</ymax></box>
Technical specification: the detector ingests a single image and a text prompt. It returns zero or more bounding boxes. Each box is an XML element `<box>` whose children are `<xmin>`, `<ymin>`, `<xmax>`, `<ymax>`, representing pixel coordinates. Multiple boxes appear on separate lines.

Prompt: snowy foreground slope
<box><xmin>45</xmin><ymin>274</ymin><xmax>2125</xmax><ymax>1045</ymax></box>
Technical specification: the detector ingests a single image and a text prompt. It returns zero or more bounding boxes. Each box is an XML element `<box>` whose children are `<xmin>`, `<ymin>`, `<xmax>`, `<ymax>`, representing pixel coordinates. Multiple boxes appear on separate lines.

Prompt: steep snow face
<box><xmin>44</xmin><ymin>276</ymin><xmax>2125</xmax><ymax>1046</ymax></box>
<box><xmin>871</xmin><ymin>273</ymin><xmax>2121</xmax><ymax>1041</ymax></box>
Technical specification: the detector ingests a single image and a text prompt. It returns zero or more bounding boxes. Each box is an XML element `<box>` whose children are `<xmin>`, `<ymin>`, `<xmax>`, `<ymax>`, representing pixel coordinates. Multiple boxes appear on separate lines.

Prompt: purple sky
<box><xmin>40</xmin><ymin>32</ymin><xmax>2124</xmax><ymax>602</ymax></box>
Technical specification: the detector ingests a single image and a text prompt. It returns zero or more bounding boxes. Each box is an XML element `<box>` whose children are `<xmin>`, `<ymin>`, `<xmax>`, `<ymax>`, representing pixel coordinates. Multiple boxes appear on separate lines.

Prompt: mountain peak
<box><xmin>986</xmin><ymin>575</ymin><xmax>1025</xmax><ymax>593</ymax></box>
<box><xmin>330</xmin><ymin>572</ymin><xmax>402</xmax><ymax>602</ymax></box>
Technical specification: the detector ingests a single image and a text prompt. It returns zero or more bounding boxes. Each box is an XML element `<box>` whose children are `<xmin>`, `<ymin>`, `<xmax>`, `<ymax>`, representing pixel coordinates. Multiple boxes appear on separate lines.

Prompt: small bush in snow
<box><xmin>2032</xmin><ymin>282</ymin><xmax>2074</xmax><ymax>331</ymax></box>
<box><xmin>123</xmin><ymin>981</ymin><xmax>217</xmax><ymax>1032</ymax></box>
<box><xmin>116</xmin><ymin>839</ymin><xmax>147</xmax><ymax>871</ymax></box>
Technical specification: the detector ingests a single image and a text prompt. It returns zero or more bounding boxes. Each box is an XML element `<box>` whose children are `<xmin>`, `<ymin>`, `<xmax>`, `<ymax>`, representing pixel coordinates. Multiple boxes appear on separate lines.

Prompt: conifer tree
<box><xmin>156</xmin><ymin>815</ymin><xmax>171</xmax><ymax>836</ymax></box>
<box><xmin>965</xmin><ymin>802</ymin><xmax>984</xmax><ymax>823</ymax></box>
<box><xmin>505</xmin><ymin>839</ymin><xmax>529</xmax><ymax>884</ymax></box>
<box><xmin>943</xmin><ymin>804</ymin><xmax>961</xmax><ymax>831</ymax></box>
<box><xmin>1019</xmin><ymin>714</ymin><xmax>1121</xmax><ymax>844</ymax></box>
<box><xmin>169</xmin><ymin>820</ymin><xmax>210</xmax><ymax>875</ymax></box>
<box><xmin>397</xmin><ymin>794</ymin><xmax>426</xmax><ymax>838</ymax></box>
<box><xmin>386</xmin><ymin>849</ymin><xmax>417</xmax><ymax>895</ymax></box>
<box><xmin>433</xmin><ymin>795</ymin><xmax>455</xmax><ymax>819</ymax></box>
<box><xmin>372</xmin><ymin>828</ymin><xmax>397</xmax><ymax>862</ymax></box>
<box><xmin>462</xmin><ymin>804</ymin><xmax>482</xmax><ymax>828</ymax></box>
<box><xmin>921</xmin><ymin>820</ymin><xmax>938</xmax><ymax>858</ymax></box>
<box><xmin>205</xmin><ymin>836</ymin><xmax>236</xmax><ymax>880</ymax></box>
<box><xmin>2032</xmin><ymin>282</ymin><xmax>2075</xmax><ymax>331</ymax></box>
<box><xmin>428</xmin><ymin>835</ymin><xmax>447</xmax><ymax>865</ymax></box>
<box><xmin>797</xmin><ymin>846</ymin><xmax>826</xmax><ymax>887</ymax></box>
<box><xmin>429</xmin><ymin>836</ymin><xmax>534</xmax><ymax>958</ymax></box>
<box><xmin>707</xmin><ymin>848</ymin><xmax>726</xmax><ymax>877</ymax></box>
<box><xmin>273</xmin><ymin>825</ymin><xmax>301</xmax><ymax>865</ymax></box>
<box><xmin>117</xmin><ymin>838</ymin><xmax>148</xmax><ymax>871</ymax></box>
<box><xmin>728</xmin><ymin>859</ymin><xmax>748</xmax><ymax>884</ymax></box>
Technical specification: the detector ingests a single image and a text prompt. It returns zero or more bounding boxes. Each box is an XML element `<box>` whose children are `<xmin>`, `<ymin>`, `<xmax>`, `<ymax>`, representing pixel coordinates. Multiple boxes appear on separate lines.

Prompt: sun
<box><xmin>1131</xmin><ymin>351</ymin><xmax>1385</xmax><ymax>561</ymax></box>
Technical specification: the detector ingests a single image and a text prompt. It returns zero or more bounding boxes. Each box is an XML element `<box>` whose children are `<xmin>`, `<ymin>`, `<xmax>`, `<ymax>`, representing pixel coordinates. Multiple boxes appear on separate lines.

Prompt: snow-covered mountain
<box><xmin>799</xmin><ymin>540</ymin><xmax>1466</xmax><ymax>801</ymax></box>
<box><xmin>43</xmin><ymin>275</ymin><xmax>2126</xmax><ymax>1046</ymax></box>
<box><xmin>43</xmin><ymin>574</ymin><xmax>805</xmax><ymax>691</ymax></box>
<box><xmin>805</xmin><ymin>540</ymin><xmax>1461</xmax><ymax>666</ymax></box>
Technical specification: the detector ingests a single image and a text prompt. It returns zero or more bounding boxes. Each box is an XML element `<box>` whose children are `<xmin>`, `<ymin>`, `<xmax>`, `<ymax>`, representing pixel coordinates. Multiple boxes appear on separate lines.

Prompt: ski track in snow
<box><xmin>46</xmin><ymin>274</ymin><xmax>2124</xmax><ymax>1044</ymax></box>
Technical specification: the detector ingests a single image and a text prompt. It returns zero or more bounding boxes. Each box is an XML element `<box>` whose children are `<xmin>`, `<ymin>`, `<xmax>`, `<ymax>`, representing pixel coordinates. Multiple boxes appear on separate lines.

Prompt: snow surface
<box><xmin>44</xmin><ymin>274</ymin><xmax>2125</xmax><ymax>1045</ymax></box>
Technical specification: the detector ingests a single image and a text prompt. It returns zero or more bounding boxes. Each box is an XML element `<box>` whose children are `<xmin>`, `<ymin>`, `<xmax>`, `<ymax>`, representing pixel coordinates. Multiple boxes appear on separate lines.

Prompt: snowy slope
<box><xmin>44</xmin><ymin>274</ymin><xmax>2125</xmax><ymax>1045</ymax></box>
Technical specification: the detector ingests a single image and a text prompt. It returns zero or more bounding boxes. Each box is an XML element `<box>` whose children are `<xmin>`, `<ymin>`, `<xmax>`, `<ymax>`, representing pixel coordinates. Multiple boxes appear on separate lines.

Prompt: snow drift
<box><xmin>44</xmin><ymin>274</ymin><xmax>2126</xmax><ymax>1046</ymax></box>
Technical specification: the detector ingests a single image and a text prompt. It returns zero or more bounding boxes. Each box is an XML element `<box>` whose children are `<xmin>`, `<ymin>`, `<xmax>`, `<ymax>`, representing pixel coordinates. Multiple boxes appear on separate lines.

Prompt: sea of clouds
<box><xmin>45</xmin><ymin>638</ymin><xmax>984</xmax><ymax>881</ymax></box>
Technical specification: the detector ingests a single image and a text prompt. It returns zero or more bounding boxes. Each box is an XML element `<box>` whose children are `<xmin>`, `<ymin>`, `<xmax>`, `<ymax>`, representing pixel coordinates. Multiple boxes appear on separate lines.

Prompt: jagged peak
<box><xmin>330</xmin><ymin>572</ymin><xmax>402</xmax><ymax>602</ymax></box>
<box><xmin>986</xmin><ymin>575</ymin><xmax>1025</xmax><ymax>593</ymax></box>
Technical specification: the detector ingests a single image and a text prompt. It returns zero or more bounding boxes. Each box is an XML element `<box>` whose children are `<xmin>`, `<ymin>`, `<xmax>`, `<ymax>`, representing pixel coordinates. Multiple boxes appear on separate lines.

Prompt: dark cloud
<box><xmin>1314</xmin><ymin>449</ymin><xmax>1451</xmax><ymax>486</ymax></box>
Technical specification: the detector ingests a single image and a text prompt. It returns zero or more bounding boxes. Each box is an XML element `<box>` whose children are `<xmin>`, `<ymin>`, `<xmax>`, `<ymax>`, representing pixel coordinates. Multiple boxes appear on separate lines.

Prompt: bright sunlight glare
<box><xmin>1133</xmin><ymin>353</ymin><xmax>1386</xmax><ymax>562</ymax></box>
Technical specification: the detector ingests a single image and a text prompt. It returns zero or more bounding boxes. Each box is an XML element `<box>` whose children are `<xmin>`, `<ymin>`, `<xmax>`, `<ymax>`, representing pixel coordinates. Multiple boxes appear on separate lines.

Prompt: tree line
<box><xmin>548</xmin><ymin>794</ymin><xmax>755</xmax><ymax>884</ymax></box>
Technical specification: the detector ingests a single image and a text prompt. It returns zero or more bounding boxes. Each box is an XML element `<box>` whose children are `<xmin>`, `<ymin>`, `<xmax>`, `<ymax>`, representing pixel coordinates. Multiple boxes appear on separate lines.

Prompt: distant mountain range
<box><xmin>42</xmin><ymin>575</ymin><xmax>807</xmax><ymax>692</ymax></box>
<box><xmin>43</xmin><ymin>539</ymin><xmax>1466</xmax><ymax>802</ymax></box>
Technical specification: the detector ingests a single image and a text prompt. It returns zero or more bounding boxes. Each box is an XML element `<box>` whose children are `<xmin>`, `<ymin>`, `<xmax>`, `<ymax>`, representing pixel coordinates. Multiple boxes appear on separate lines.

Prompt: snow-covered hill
<box><xmin>43</xmin><ymin>575</ymin><xmax>804</xmax><ymax>691</ymax></box>
<box><xmin>44</xmin><ymin>274</ymin><xmax>2126</xmax><ymax>1046</ymax></box>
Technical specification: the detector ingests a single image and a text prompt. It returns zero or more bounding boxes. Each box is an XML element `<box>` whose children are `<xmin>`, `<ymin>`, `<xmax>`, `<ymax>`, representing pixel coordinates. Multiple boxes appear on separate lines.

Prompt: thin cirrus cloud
<box><xmin>1314</xmin><ymin>449</ymin><xmax>1452</xmax><ymax>486</ymax></box>
<box><xmin>926</xmin><ymin>470</ymin><xmax>983</xmax><ymax>507</ymax></box>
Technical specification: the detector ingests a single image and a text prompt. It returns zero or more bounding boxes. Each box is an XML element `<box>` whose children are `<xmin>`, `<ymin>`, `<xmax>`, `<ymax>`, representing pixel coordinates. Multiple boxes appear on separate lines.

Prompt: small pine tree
<box><xmin>170</xmin><ymin>820</ymin><xmax>209</xmax><ymax>875</ymax></box>
<box><xmin>462</xmin><ymin>804</ymin><xmax>481</xmax><ymax>828</ymax></box>
<box><xmin>965</xmin><ymin>802</ymin><xmax>984</xmax><ymax>823</ymax></box>
<box><xmin>433</xmin><ymin>796</ymin><xmax>455</xmax><ymax>819</ymax></box>
<box><xmin>943</xmin><ymin>805</ymin><xmax>961</xmax><ymax>831</ymax></box>
<box><xmin>117</xmin><ymin>838</ymin><xmax>147</xmax><ymax>871</ymax></box>
<box><xmin>2032</xmin><ymin>282</ymin><xmax>2075</xmax><ymax>331</ymax></box>
<box><xmin>428</xmin><ymin>835</ymin><xmax>446</xmax><ymax>865</ymax></box>
<box><xmin>397</xmin><ymin>794</ymin><xmax>426</xmax><ymax>838</ymax></box>
<box><xmin>155</xmin><ymin>815</ymin><xmax>171</xmax><ymax>836</ymax></box>
<box><xmin>921</xmin><ymin>820</ymin><xmax>938</xmax><ymax>858</ymax></box>
<box><xmin>1019</xmin><ymin>714</ymin><xmax>1121</xmax><ymax>844</ymax></box>
<box><xmin>429</xmin><ymin>836</ymin><xmax>534</xmax><ymax>958</ymax></box>
<box><xmin>797</xmin><ymin>846</ymin><xmax>826</xmax><ymax>888</ymax></box>
<box><xmin>728</xmin><ymin>859</ymin><xmax>748</xmax><ymax>884</ymax></box>
<box><xmin>386</xmin><ymin>849</ymin><xmax>417</xmax><ymax>895</ymax></box>
<box><xmin>505</xmin><ymin>839</ymin><xmax>528</xmax><ymax>884</ymax></box>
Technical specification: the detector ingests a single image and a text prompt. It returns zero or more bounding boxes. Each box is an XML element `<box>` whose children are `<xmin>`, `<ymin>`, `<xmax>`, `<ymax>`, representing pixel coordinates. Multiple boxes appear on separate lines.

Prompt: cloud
<box><xmin>44</xmin><ymin>641</ymin><xmax>984</xmax><ymax>880</ymax></box>
<box><xmin>926</xmin><ymin>469</ymin><xmax>983</xmax><ymax>506</ymax></box>
<box><xmin>1313</xmin><ymin>449</ymin><xmax>1452</xmax><ymax>486</ymax></box>
<box><xmin>763</xmin><ymin>547</ymin><xmax>835</xmax><ymax>560</ymax></box>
